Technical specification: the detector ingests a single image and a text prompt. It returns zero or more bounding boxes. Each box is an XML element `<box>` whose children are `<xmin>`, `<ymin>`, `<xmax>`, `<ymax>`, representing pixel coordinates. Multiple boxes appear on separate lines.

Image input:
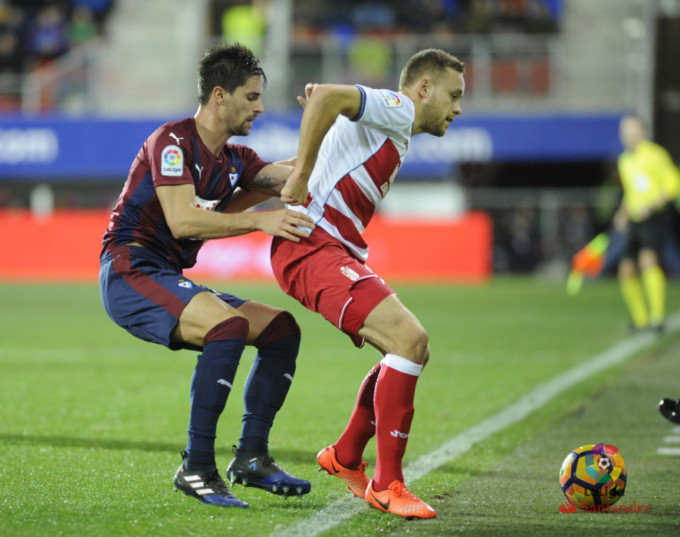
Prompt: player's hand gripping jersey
<box><xmin>102</xmin><ymin>118</ymin><xmax>267</xmax><ymax>268</ymax></box>
<box><xmin>289</xmin><ymin>85</ymin><xmax>415</xmax><ymax>261</ymax></box>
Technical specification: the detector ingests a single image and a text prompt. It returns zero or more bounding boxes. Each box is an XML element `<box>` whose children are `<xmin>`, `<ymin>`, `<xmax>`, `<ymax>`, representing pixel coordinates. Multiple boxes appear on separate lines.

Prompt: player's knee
<box><xmin>422</xmin><ymin>344</ymin><xmax>431</xmax><ymax>367</ymax></box>
<box><xmin>412</xmin><ymin>327</ymin><xmax>429</xmax><ymax>364</ymax></box>
<box><xmin>254</xmin><ymin>310</ymin><xmax>301</xmax><ymax>349</ymax></box>
<box><xmin>618</xmin><ymin>258</ymin><xmax>637</xmax><ymax>279</ymax></box>
<box><xmin>393</xmin><ymin>323</ymin><xmax>429</xmax><ymax>364</ymax></box>
<box><xmin>205</xmin><ymin>316</ymin><xmax>250</xmax><ymax>344</ymax></box>
<box><xmin>638</xmin><ymin>249</ymin><xmax>659</xmax><ymax>271</ymax></box>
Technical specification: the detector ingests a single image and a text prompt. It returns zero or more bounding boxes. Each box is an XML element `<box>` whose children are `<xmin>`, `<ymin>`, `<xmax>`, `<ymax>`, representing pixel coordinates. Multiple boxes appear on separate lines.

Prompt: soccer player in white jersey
<box><xmin>273</xmin><ymin>49</ymin><xmax>465</xmax><ymax>519</ymax></box>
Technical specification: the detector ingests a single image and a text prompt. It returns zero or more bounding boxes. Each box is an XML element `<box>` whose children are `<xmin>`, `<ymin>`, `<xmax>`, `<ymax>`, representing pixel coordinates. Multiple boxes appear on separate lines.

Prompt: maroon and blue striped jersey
<box><xmin>102</xmin><ymin>117</ymin><xmax>268</xmax><ymax>269</ymax></box>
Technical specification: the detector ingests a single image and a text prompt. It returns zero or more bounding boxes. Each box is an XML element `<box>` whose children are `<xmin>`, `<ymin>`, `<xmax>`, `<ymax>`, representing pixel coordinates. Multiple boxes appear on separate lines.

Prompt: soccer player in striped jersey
<box><xmin>99</xmin><ymin>43</ymin><xmax>315</xmax><ymax>508</ymax></box>
<box><xmin>274</xmin><ymin>49</ymin><xmax>465</xmax><ymax>519</ymax></box>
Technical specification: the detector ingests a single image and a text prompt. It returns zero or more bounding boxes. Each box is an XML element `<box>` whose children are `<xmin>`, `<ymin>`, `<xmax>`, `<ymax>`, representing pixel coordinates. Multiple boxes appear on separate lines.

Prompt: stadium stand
<box><xmin>0</xmin><ymin>0</ymin><xmax>114</xmax><ymax>111</ymax></box>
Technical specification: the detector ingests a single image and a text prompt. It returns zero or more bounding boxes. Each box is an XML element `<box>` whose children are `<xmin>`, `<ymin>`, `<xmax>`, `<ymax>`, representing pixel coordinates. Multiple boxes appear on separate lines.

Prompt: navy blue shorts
<box><xmin>99</xmin><ymin>244</ymin><xmax>247</xmax><ymax>350</ymax></box>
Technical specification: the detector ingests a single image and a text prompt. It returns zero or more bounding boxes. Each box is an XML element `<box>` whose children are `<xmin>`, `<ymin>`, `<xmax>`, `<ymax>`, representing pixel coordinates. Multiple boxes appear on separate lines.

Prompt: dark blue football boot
<box><xmin>226</xmin><ymin>446</ymin><xmax>311</xmax><ymax>498</ymax></box>
<box><xmin>173</xmin><ymin>451</ymin><xmax>249</xmax><ymax>508</ymax></box>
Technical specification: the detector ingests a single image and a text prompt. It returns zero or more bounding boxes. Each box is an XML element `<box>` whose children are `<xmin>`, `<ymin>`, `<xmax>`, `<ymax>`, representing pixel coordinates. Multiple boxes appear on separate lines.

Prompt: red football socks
<box><xmin>372</xmin><ymin>354</ymin><xmax>422</xmax><ymax>491</ymax></box>
<box><xmin>334</xmin><ymin>362</ymin><xmax>381</xmax><ymax>469</ymax></box>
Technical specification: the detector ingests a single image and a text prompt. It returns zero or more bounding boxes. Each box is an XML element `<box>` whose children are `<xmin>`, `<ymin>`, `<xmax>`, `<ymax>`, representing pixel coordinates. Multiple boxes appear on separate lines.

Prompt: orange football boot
<box><xmin>365</xmin><ymin>479</ymin><xmax>437</xmax><ymax>519</ymax></box>
<box><xmin>317</xmin><ymin>445</ymin><xmax>369</xmax><ymax>498</ymax></box>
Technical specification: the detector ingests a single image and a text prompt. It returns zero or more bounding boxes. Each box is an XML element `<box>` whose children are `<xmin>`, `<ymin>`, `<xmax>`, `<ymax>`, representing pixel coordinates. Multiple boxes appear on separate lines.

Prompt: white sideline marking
<box><xmin>662</xmin><ymin>436</ymin><xmax>680</xmax><ymax>443</ymax></box>
<box><xmin>276</xmin><ymin>313</ymin><xmax>680</xmax><ymax>537</ymax></box>
<box><xmin>657</xmin><ymin>447</ymin><xmax>680</xmax><ymax>456</ymax></box>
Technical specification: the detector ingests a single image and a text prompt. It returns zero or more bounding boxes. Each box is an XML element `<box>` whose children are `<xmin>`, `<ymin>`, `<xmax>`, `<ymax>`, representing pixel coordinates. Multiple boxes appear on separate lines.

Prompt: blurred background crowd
<box><xmin>0</xmin><ymin>0</ymin><xmax>114</xmax><ymax>108</ymax></box>
<box><xmin>1</xmin><ymin>0</ymin><xmax>679</xmax><ymax>280</ymax></box>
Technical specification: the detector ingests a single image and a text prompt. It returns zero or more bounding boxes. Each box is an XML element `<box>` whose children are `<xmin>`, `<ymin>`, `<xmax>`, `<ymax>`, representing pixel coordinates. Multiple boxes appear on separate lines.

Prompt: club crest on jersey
<box><xmin>161</xmin><ymin>145</ymin><xmax>183</xmax><ymax>177</ymax></box>
<box><xmin>340</xmin><ymin>266</ymin><xmax>360</xmax><ymax>281</ymax></box>
<box><xmin>380</xmin><ymin>165</ymin><xmax>400</xmax><ymax>197</ymax></box>
<box><xmin>178</xmin><ymin>279</ymin><xmax>192</xmax><ymax>289</ymax></box>
<box><xmin>194</xmin><ymin>196</ymin><xmax>219</xmax><ymax>211</ymax></box>
<box><xmin>379</xmin><ymin>91</ymin><xmax>402</xmax><ymax>108</ymax></box>
<box><xmin>229</xmin><ymin>166</ymin><xmax>239</xmax><ymax>188</ymax></box>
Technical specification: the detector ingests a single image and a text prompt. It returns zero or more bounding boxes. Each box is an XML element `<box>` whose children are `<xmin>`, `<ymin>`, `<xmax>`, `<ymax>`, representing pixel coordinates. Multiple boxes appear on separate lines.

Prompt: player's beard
<box><xmin>231</xmin><ymin>120</ymin><xmax>252</xmax><ymax>137</ymax></box>
<box><xmin>421</xmin><ymin>105</ymin><xmax>448</xmax><ymax>137</ymax></box>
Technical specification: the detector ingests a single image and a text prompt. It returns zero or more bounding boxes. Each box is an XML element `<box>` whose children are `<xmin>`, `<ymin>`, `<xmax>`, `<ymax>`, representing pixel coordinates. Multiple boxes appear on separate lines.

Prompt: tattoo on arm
<box><xmin>247</xmin><ymin>170</ymin><xmax>286</xmax><ymax>195</ymax></box>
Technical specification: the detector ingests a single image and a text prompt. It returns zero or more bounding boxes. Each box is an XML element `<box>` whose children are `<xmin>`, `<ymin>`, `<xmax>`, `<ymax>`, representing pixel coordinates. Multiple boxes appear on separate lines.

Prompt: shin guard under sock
<box><xmin>334</xmin><ymin>362</ymin><xmax>381</xmax><ymax>469</ymax></box>
<box><xmin>186</xmin><ymin>316</ymin><xmax>249</xmax><ymax>469</ymax></box>
<box><xmin>372</xmin><ymin>354</ymin><xmax>422</xmax><ymax>490</ymax></box>
<box><xmin>238</xmin><ymin>312</ymin><xmax>300</xmax><ymax>457</ymax></box>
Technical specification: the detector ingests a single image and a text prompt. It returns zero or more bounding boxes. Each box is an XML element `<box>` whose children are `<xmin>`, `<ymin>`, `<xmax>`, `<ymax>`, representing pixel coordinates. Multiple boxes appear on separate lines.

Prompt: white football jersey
<box><xmin>290</xmin><ymin>85</ymin><xmax>415</xmax><ymax>261</ymax></box>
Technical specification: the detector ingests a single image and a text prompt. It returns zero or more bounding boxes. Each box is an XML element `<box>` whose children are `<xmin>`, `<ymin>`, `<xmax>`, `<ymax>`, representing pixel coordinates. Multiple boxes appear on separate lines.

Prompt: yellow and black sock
<box><xmin>642</xmin><ymin>265</ymin><xmax>666</xmax><ymax>327</ymax></box>
<box><xmin>620</xmin><ymin>274</ymin><xmax>649</xmax><ymax>329</ymax></box>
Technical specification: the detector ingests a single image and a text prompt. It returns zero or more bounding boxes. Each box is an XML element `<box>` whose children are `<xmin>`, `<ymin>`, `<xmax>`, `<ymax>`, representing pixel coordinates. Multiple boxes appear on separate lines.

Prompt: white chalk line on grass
<box><xmin>276</xmin><ymin>312</ymin><xmax>680</xmax><ymax>537</ymax></box>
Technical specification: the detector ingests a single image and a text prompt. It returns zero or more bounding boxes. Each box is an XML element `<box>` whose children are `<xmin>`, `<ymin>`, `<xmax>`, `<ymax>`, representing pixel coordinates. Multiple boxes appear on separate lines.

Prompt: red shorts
<box><xmin>271</xmin><ymin>228</ymin><xmax>395</xmax><ymax>347</ymax></box>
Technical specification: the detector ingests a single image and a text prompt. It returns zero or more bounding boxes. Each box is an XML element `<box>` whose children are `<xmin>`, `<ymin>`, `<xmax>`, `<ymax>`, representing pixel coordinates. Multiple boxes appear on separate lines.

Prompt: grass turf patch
<box><xmin>375</xmin><ymin>333</ymin><xmax>680</xmax><ymax>537</ymax></box>
<box><xmin>1</xmin><ymin>278</ymin><xmax>679</xmax><ymax>536</ymax></box>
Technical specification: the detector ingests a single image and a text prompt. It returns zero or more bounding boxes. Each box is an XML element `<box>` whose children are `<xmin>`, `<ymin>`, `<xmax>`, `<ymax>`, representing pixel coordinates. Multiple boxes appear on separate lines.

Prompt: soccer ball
<box><xmin>559</xmin><ymin>443</ymin><xmax>626</xmax><ymax>509</ymax></box>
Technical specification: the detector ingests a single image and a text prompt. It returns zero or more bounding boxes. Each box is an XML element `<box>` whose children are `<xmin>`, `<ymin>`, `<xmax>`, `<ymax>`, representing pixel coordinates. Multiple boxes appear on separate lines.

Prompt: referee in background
<box><xmin>614</xmin><ymin>114</ymin><xmax>680</xmax><ymax>333</ymax></box>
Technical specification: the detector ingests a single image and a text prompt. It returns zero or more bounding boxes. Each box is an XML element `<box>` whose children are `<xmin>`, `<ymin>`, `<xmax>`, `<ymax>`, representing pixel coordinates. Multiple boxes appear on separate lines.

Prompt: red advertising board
<box><xmin>0</xmin><ymin>210</ymin><xmax>492</xmax><ymax>282</ymax></box>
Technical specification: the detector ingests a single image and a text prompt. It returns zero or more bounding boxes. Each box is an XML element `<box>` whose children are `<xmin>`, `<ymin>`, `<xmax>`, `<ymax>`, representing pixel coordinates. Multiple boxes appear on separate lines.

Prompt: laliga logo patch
<box><xmin>163</xmin><ymin>148</ymin><xmax>181</xmax><ymax>167</ymax></box>
<box><xmin>379</xmin><ymin>91</ymin><xmax>402</xmax><ymax>108</ymax></box>
<box><xmin>161</xmin><ymin>145</ymin><xmax>183</xmax><ymax>177</ymax></box>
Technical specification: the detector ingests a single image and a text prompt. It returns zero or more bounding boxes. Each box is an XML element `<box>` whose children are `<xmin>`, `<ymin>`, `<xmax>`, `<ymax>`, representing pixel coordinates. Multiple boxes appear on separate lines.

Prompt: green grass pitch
<box><xmin>1</xmin><ymin>278</ymin><xmax>679</xmax><ymax>536</ymax></box>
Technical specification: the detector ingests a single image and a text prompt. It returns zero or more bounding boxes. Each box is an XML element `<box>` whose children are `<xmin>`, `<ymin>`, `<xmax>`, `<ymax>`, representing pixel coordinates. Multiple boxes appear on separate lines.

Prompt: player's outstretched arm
<box><xmin>225</xmin><ymin>188</ymin><xmax>272</xmax><ymax>213</ymax></box>
<box><xmin>226</xmin><ymin>162</ymin><xmax>295</xmax><ymax>213</ymax></box>
<box><xmin>245</xmin><ymin>162</ymin><xmax>294</xmax><ymax>196</ymax></box>
<box><xmin>157</xmin><ymin>183</ymin><xmax>313</xmax><ymax>241</ymax></box>
<box><xmin>281</xmin><ymin>84</ymin><xmax>362</xmax><ymax>205</ymax></box>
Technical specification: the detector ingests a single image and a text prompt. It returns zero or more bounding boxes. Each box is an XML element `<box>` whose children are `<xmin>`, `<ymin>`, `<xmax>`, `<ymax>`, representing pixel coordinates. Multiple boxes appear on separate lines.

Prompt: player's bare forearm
<box><xmin>225</xmin><ymin>188</ymin><xmax>271</xmax><ymax>213</ymax></box>
<box><xmin>282</xmin><ymin>84</ymin><xmax>361</xmax><ymax>205</ymax></box>
<box><xmin>275</xmin><ymin>156</ymin><xmax>297</xmax><ymax>167</ymax></box>
<box><xmin>244</xmin><ymin>163</ymin><xmax>292</xmax><ymax>196</ymax></box>
<box><xmin>157</xmin><ymin>184</ymin><xmax>314</xmax><ymax>241</ymax></box>
<box><xmin>158</xmin><ymin>183</ymin><xmax>262</xmax><ymax>239</ymax></box>
<box><xmin>294</xmin><ymin>84</ymin><xmax>361</xmax><ymax>178</ymax></box>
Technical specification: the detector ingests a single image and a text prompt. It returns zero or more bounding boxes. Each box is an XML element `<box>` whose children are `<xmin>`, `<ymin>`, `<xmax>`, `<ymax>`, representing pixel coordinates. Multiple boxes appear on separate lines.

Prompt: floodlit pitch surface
<box><xmin>1</xmin><ymin>278</ymin><xmax>679</xmax><ymax>536</ymax></box>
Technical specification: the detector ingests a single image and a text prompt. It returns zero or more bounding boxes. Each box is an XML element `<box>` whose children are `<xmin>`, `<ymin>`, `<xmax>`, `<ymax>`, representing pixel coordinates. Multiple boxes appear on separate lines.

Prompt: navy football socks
<box><xmin>237</xmin><ymin>312</ymin><xmax>300</xmax><ymax>458</ymax></box>
<box><xmin>186</xmin><ymin>317</ymin><xmax>249</xmax><ymax>470</ymax></box>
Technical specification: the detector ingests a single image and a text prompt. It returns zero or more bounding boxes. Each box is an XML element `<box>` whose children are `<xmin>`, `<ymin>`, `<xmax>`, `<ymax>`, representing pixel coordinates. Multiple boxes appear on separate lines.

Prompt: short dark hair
<box><xmin>197</xmin><ymin>43</ymin><xmax>267</xmax><ymax>104</ymax></box>
<box><xmin>399</xmin><ymin>48</ymin><xmax>465</xmax><ymax>90</ymax></box>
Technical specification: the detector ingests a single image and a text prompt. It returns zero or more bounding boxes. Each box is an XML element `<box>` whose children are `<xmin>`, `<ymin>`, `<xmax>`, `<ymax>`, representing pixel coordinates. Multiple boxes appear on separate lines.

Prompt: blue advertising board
<box><xmin>0</xmin><ymin>112</ymin><xmax>624</xmax><ymax>180</ymax></box>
